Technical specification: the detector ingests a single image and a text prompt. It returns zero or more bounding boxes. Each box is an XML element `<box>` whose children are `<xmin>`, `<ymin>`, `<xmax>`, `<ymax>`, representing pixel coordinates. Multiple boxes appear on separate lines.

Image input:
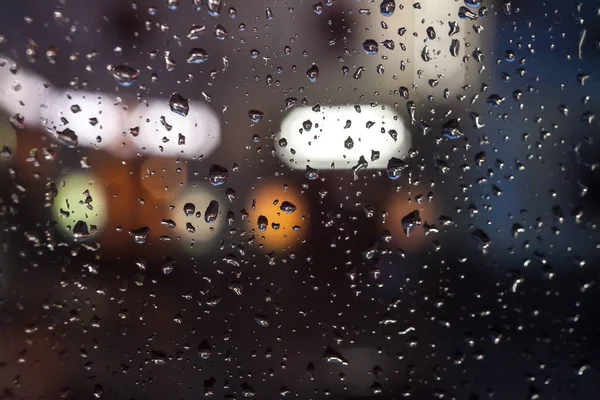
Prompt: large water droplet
<box><xmin>169</xmin><ymin>93</ymin><xmax>189</xmax><ymax>117</ymax></box>
<box><xmin>257</xmin><ymin>215</ymin><xmax>268</xmax><ymax>232</ymax></box>
<box><xmin>109</xmin><ymin>65</ymin><xmax>139</xmax><ymax>87</ymax></box>
<box><xmin>280</xmin><ymin>201</ymin><xmax>297</xmax><ymax>214</ymax></box>
<box><xmin>386</xmin><ymin>157</ymin><xmax>406</xmax><ymax>180</ymax></box>
<box><xmin>213</xmin><ymin>24</ymin><xmax>228</xmax><ymax>40</ymax></box>
<box><xmin>464</xmin><ymin>0</ymin><xmax>483</xmax><ymax>8</ymax></box>
<box><xmin>363</xmin><ymin>39</ymin><xmax>379</xmax><ymax>55</ymax></box>
<box><xmin>206</xmin><ymin>0</ymin><xmax>223</xmax><ymax>16</ymax></box>
<box><xmin>380</xmin><ymin>0</ymin><xmax>396</xmax><ymax>17</ymax></box>
<box><xmin>248</xmin><ymin>109</ymin><xmax>264</xmax><ymax>123</ymax></box>
<box><xmin>73</xmin><ymin>220</ymin><xmax>90</xmax><ymax>242</ymax></box>
<box><xmin>129</xmin><ymin>226</ymin><xmax>150</xmax><ymax>244</ymax></box>
<box><xmin>306</xmin><ymin>64</ymin><xmax>319</xmax><ymax>82</ymax></box>
<box><xmin>401</xmin><ymin>210</ymin><xmax>422</xmax><ymax>237</ymax></box>
<box><xmin>205</xmin><ymin>200</ymin><xmax>219</xmax><ymax>223</ymax></box>
<box><xmin>187</xmin><ymin>48</ymin><xmax>209</xmax><ymax>64</ymax></box>
<box><xmin>344</xmin><ymin>136</ymin><xmax>354</xmax><ymax>150</ymax></box>
<box><xmin>56</xmin><ymin>128</ymin><xmax>79</xmax><ymax>148</ymax></box>
<box><xmin>208</xmin><ymin>164</ymin><xmax>229</xmax><ymax>186</ymax></box>
<box><xmin>183</xmin><ymin>203</ymin><xmax>195</xmax><ymax>217</ymax></box>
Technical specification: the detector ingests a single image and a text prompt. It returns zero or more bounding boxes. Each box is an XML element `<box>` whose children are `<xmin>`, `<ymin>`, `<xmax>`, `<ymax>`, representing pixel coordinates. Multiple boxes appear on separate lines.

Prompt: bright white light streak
<box><xmin>0</xmin><ymin>56</ymin><xmax>222</xmax><ymax>159</ymax></box>
<box><xmin>127</xmin><ymin>99</ymin><xmax>221</xmax><ymax>158</ymax></box>
<box><xmin>276</xmin><ymin>105</ymin><xmax>410</xmax><ymax>170</ymax></box>
<box><xmin>0</xmin><ymin>57</ymin><xmax>47</xmax><ymax>125</ymax></box>
<box><xmin>40</xmin><ymin>91</ymin><xmax>126</xmax><ymax>150</ymax></box>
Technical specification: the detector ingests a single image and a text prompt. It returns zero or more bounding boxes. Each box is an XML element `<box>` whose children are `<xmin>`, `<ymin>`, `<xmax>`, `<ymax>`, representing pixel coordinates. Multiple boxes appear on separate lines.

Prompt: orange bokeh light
<box><xmin>245</xmin><ymin>180</ymin><xmax>308</xmax><ymax>252</ymax></box>
<box><xmin>380</xmin><ymin>187</ymin><xmax>438</xmax><ymax>253</ymax></box>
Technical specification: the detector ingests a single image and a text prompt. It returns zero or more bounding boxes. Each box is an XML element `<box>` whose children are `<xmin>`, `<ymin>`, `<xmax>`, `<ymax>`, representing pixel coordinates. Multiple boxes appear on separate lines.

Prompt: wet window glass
<box><xmin>0</xmin><ymin>0</ymin><xmax>599</xmax><ymax>398</ymax></box>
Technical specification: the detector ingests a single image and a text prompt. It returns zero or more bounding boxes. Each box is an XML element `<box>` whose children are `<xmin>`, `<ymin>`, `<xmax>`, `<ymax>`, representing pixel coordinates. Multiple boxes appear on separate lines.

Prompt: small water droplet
<box><xmin>183</xmin><ymin>203</ymin><xmax>195</xmax><ymax>217</ymax></box>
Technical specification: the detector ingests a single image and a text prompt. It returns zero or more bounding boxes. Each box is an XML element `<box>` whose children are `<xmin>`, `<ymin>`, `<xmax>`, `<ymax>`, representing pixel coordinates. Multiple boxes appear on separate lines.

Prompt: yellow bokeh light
<box><xmin>0</xmin><ymin>114</ymin><xmax>17</xmax><ymax>162</ymax></box>
<box><xmin>51</xmin><ymin>172</ymin><xmax>107</xmax><ymax>240</ymax></box>
<box><xmin>168</xmin><ymin>185</ymin><xmax>226</xmax><ymax>255</ymax></box>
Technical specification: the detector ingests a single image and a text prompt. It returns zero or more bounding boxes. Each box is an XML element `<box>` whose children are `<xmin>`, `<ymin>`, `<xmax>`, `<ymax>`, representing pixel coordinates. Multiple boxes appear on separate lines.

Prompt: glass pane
<box><xmin>0</xmin><ymin>0</ymin><xmax>599</xmax><ymax>398</ymax></box>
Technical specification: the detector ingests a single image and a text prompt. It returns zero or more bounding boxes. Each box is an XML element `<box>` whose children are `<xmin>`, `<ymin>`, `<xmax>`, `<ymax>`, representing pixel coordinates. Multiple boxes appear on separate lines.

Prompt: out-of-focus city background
<box><xmin>0</xmin><ymin>0</ymin><xmax>600</xmax><ymax>398</ymax></box>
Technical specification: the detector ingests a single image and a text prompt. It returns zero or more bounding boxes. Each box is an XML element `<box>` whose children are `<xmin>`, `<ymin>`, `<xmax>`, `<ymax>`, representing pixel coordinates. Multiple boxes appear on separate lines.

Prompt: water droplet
<box><xmin>197</xmin><ymin>340</ymin><xmax>212</xmax><ymax>359</ymax></box>
<box><xmin>353</xmin><ymin>66</ymin><xmax>366</xmax><ymax>80</ymax></box>
<box><xmin>169</xmin><ymin>93</ymin><xmax>189</xmax><ymax>117</ymax></box>
<box><xmin>248</xmin><ymin>109</ymin><xmax>264</xmax><ymax>123</ymax></box>
<box><xmin>399</xmin><ymin>86</ymin><xmax>409</xmax><ymax>99</ymax></box>
<box><xmin>56</xmin><ymin>128</ymin><xmax>79</xmax><ymax>148</ymax></box>
<box><xmin>442</xmin><ymin>119</ymin><xmax>464</xmax><ymax>139</ymax></box>
<box><xmin>266</xmin><ymin>7</ymin><xmax>274</xmax><ymax>20</ymax></box>
<box><xmin>382</xmin><ymin>39</ymin><xmax>395</xmax><ymax>50</ymax></box>
<box><xmin>344</xmin><ymin>136</ymin><xmax>354</xmax><ymax>150</ymax></box>
<box><xmin>187</xmin><ymin>24</ymin><xmax>205</xmax><ymax>40</ymax></box>
<box><xmin>458</xmin><ymin>6</ymin><xmax>478</xmax><ymax>19</ymax></box>
<box><xmin>421</xmin><ymin>45</ymin><xmax>431</xmax><ymax>62</ymax></box>
<box><xmin>183</xmin><ymin>203</ymin><xmax>195</xmax><ymax>217</ymax></box>
<box><xmin>213</xmin><ymin>24</ymin><xmax>228</xmax><ymax>40</ymax></box>
<box><xmin>448</xmin><ymin>21</ymin><xmax>460</xmax><ymax>36</ymax></box>
<box><xmin>504</xmin><ymin>49</ymin><xmax>515</xmax><ymax>62</ymax></box>
<box><xmin>93</xmin><ymin>384</ymin><xmax>103</xmax><ymax>398</ymax></box>
<box><xmin>206</xmin><ymin>0</ymin><xmax>223</xmax><ymax>16</ymax></box>
<box><xmin>487</xmin><ymin>94</ymin><xmax>504</xmax><ymax>107</ymax></box>
<box><xmin>426</xmin><ymin>26</ymin><xmax>436</xmax><ymax>40</ymax></box>
<box><xmin>187</xmin><ymin>48</ymin><xmax>209</xmax><ymax>64</ymax></box>
<box><xmin>72</xmin><ymin>221</ymin><xmax>90</xmax><ymax>242</ymax></box>
<box><xmin>387</xmin><ymin>157</ymin><xmax>406</xmax><ymax>180</ymax></box>
<box><xmin>129</xmin><ymin>226</ymin><xmax>150</xmax><ymax>244</ymax></box>
<box><xmin>208</xmin><ymin>164</ymin><xmax>229</xmax><ymax>186</ymax></box>
<box><xmin>464</xmin><ymin>0</ymin><xmax>483</xmax><ymax>8</ymax></box>
<box><xmin>472</xmin><ymin>228</ymin><xmax>491</xmax><ymax>250</ymax></box>
<box><xmin>313</xmin><ymin>2</ymin><xmax>324</xmax><ymax>14</ymax></box>
<box><xmin>204</xmin><ymin>200</ymin><xmax>219</xmax><ymax>223</ymax></box>
<box><xmin>257</xmin><ymin>215</ymin><xmax>268</xmax><ymax>231</ymax></box>
<box><xmin>306</xmin><ymin>64</ymin><xmax>319</xmax><ymax>82</ymax></box>
<box><xmin>162</xmin><ymin>258</ymin><xmax>175</xmax><ymax>274</ymax></box>
<box><xmin>449</xmin><ymin>39</ymin><xmax>461</xmax><ymax>57</ymax></box>
<box><xmin>302</xmin><ymin>120</ymin><xmax>313</xmax><ymax>131</ymax></box>
<box><xmin>323</xmin><ymin>347</ymin><xmax>349</xmax><ymax>365</ymax></box>
<box><xmin>280</xmin><ymin>201</ymin><xmax>297</xmax><ymax>214</ymax></box>
<box><xmin>380</xmin><ymin>0</ymin><xmax>396</xmax><ymax>17</ymax></box>
<box><xmin>401</xmin><ymin>210</ymin><xmax>422</xmax><ymax>237</ymax></box>
<box><xmin>363</xmin><ymin>39</ymin><xmax>379</xmax><ymax>55</ymax></box>
<box><xmin>254</xmin><ymin>315</ymin><xmax>270</xmax><ymax>327</ymax></box>
<box><xmin>109</xmin><ymin>65</ymin><xmax>139</xmax><ymax>87</ymax></box>
<box><xmin>306</xmin><ymin>165</ymin><xmax>319</xmax><ymax>180</ymax></box>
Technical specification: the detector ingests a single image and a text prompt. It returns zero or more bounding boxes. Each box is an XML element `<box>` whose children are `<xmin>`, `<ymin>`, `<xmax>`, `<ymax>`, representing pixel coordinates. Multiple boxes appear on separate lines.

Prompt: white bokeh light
<box><xmin>276</xmin><ymin>105</ymin><xmax>410</xmax><ymax>170</ymax></box>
